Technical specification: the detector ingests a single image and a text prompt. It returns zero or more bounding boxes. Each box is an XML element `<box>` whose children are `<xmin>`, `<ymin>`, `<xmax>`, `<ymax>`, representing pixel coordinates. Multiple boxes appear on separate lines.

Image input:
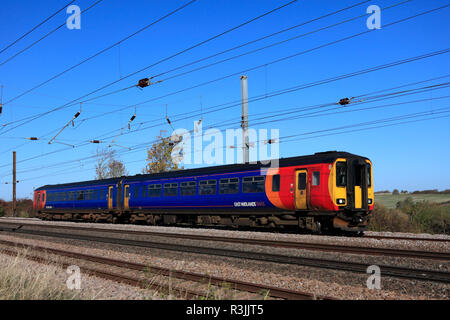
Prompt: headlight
<box><xmin>368</xmin><ymin>198</ymin><xmax>373</xmax><ymax>204</ymax></box>
<box><xmin>337</xmin><ymin>198</ymin><xmax>346</xmax><ymax>204</ymax></box>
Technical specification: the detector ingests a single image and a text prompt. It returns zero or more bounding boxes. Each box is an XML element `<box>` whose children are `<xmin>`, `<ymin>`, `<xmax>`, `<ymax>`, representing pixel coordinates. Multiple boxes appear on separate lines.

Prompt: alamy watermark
<box><xmin>366</xmin><ymin>5</ymin><xmax>381</xmax><ymax>30</ymax></box>
<box><xmin>66</xmin><ymin>5</ymin><xmax>81</xmax><ymax>30</ymax></box>
<box><xmin>366</xmin><ymin>265</ymin><xmax>381</xmax><ymax>289</ymax></box>
<box><xmin>170</xmin><ymin>121</ymin><xmax>280</xmax><ymax>170</ymax></box>
<box><xmin>66</xmin><ymin>265</ymin><xmax>81</xmax><ymax>290</ymax></box>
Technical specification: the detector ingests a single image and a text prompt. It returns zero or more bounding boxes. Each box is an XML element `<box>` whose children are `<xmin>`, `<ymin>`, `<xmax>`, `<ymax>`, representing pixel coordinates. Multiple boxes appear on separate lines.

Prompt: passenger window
<box><xmin>336</xmin><ymin>162</ymin><xmax>347</xmax><ymax>187</ymax></box>
<box><xmin>298</xmin><ymin>173</ymin><xmax>306</xmax><ymax>190</ymax></box>
<box><xmin>181</xmin><ymin>181</ymin><xmax>197</xmax><ymax>196</ymax></box>
<box><xmin>69</xmin><ymin>191</ymin><xmax>76</xmax><ymax>201</ymax></box>
<box><xmin>85</xmin><ymin>190</ymin><xmax>93</xmax><ymax>201</ymax></box>
<box><xmin>163</xmin><ymin>183</ymin><xmax>178</xmax><ymax>196</ymax></box>
<box><xmin>272</xmin><ymin>174</ymin><xmax>280</xmax><ymax>192</ymax></box>
<box><xmin>219</xmin><ymin>178</ymin><xmax>239</xmax><ymax>194</ymax></box>
<box><xmin>243</xmin><ymin>176</ymin><xmax>265</xmax><ymax>193</ymax></box>
<box><xmin>76</xmin><ymin>191</ymin><xmax>84</xmax><ymax>201</ymax></box>
<box><xmin>148</xmin><ymin>184</ymin><xmax>162</xmax><ymax>197</ymax></box>
<box><xmin>134</xmin><ymin>186</ymin><xmax>140</xmax><ymax>198</ymax></box>
<box><xmin>312</xmin><ymin>172</ymin><xmax>320</xmax><ymax>186</ymax></box>
<box><xmin>199</xmin><ymin>180</ymin><xmax>217</xmax><ymax>195</ymax></box>
<box><xmin>142</xmin><ymin>185</ymin><xmax>147</xmax><ymax>198</ymax></box>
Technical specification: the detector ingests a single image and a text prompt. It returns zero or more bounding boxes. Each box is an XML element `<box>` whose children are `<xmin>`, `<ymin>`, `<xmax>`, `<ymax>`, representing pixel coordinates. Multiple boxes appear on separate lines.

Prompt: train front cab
<box><xmin>330</xmin><ymin>157</ymin><xmax>374</xmax><ymax>232</ymax></box>
<box><xmin>33</xmin><ymin>190</ymin><xmax>46</xmax><ymax>214</ymax></box>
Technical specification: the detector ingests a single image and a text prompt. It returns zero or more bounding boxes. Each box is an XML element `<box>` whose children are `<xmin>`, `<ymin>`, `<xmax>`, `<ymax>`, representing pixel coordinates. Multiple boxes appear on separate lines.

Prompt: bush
<box><xmin>411</xmin><ymin>189</ymin><xmax>439</xmax><ymax>194</ymax></box>
<box><xmin>0</xmin><ymin>199</ymin><xmax>33</xmax><ymax>217</ymax></box>
<box><xmin>392</xmin><ymin>189</ymin><xmax>400</xmax><ymax>195</ymax></box>
<box><xmin>396</xmin><ymin>199</ymin><xmax>449</xmax><ymax>234</ymax></box>
<box><xmin>369</xmin><ymin>203</ymin><xmax>420</xmax><ymax>233</ymax></box>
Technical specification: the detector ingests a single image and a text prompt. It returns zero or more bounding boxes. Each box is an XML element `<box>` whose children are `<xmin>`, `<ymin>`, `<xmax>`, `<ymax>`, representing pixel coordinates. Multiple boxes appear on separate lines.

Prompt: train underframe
<box><xmin>37</xmin><ymin>208</ymin><xmax>370</xmax><ymax>235</ymax></box>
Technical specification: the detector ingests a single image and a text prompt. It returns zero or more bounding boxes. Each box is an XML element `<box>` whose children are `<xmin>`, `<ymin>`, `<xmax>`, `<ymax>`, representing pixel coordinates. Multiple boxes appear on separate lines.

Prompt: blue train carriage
<box><xmin>34</xmin><ymin>177</ymin><xmax>121</xmax><ymax>222</ymax></box>
<box><xmin>34</xmin><ymin>162</ymin><xmax>281</xmax><ymax>225</ymax></box>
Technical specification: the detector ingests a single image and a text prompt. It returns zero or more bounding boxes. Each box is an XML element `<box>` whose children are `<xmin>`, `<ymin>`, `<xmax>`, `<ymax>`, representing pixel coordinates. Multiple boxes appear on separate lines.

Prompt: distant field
<box><xmin>375</xmin><ymin>193</ymin><xmax>450</xmax><ymax>208</ymax></box>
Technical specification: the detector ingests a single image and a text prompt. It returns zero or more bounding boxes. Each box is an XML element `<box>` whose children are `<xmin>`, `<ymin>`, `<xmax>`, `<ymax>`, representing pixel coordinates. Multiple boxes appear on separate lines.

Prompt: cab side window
<box><xmin>312</xmin><ymin>172</ymin><xmax>320</xmax><ymax>186</ymax></box>
<box><xmin>272</xmin><ymin>174</ymin><xmax>280</xmax><ymax>192</ymax></box>
<box><xmin>336</xmin><ymin>162</ymin><xmax>347</xmax><ymax>187</ymax></box>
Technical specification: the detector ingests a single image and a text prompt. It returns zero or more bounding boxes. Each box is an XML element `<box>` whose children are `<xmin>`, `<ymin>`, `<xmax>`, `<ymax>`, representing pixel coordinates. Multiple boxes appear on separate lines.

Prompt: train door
<box><xmin>108</xmin><ymin>186</ymin><xmax>114</xmax><ymax>210</ymax></box>
<box><xmin>123</xmin><ymin>184</ymin><xmax>130</xmax><ymax>211</ymax></box>
<box><xmin>295</xmin><ymin>169</ymin><xmax>308</xmax><ymax>210</ymax></box>
<box><xmin>353</xmin><ymin>162</ymin><xmax>368</xmax><ymax>210</ymax></box>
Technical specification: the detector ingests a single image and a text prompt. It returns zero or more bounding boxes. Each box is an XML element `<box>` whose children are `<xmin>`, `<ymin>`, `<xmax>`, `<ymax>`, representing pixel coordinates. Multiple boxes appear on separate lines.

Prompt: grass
<box><xmin>375</xmin><ymin>193</ymin><xmax>450</xmax><ymax>209</ymax></box>
<box><xmin>0</xmin><ymin>250</ymin><xmax>83</xmax><ymax>300</ymax></box>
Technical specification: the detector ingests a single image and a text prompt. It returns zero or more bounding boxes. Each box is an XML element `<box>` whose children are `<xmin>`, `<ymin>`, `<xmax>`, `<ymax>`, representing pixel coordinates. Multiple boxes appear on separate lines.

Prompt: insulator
<box><xmin>138</xmin><ymin>78</ymin><xmax>150</xmax><ymax>88</ymax></box>
<box><xmin>339</xmin><ymin>98</ymin><xmax>351</xmax><ymax>105</ymax></box>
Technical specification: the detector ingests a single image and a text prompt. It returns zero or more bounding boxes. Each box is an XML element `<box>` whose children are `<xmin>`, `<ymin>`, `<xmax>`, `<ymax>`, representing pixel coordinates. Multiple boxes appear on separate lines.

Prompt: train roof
<box><xmin>36</xmin><ymin>151</ymin><xmax>368</xmax><ymax>190</ymax></box>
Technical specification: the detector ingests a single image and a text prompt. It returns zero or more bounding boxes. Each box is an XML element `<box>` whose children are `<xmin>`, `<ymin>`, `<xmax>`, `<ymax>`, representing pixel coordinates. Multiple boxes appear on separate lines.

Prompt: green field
<box><xmin>375</xmin><ymin>193</ymin><xmax>450</xmax><ymax>209</ymax></box>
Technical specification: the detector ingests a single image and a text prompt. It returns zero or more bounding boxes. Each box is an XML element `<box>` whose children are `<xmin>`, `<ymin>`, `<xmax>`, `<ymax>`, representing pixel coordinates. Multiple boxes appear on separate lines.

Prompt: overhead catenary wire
<box><xmin>57</xmin><ymin>0</ymin><xmax>413</xmax><ymax>122</ymax></box>
<box><xmin>0</xmin><ymin>0</ymin><xmax>104</xmax><ymax>67</ymax></box>
<box><xmin>1</xmin><ymin>49</ymin><xmax>448</xmax><ymax>171</ymax></box>
<box><xmin>1</xmin><ymin>0</ymin><xmax>438</xmax><ymax>145</ymax></box>
<box><xmin>1</xmin><ymin>1</ymin><xmax>448</xmax><ymax>165</ymax></box>
<box><xmin>0</xmin><ymin>0</ymin><xmax>301</xmax><ymax>133</ymax></box>
<box><xmin>0</xmin><ymin>0</ymin><xmax>433</xmax><ymax>138</ymax></box>
<box><xmin>2</xmin><ymin>0</ymin><xmax>198</xmax><ymax>106</ymax></box>
<box><xmin>14</xmin><ymin>105</ymin><xmax>450</xmax><ymax>183</ymax></box>
<box><xmin>46</xmin><ymin>1</ymin><xmax>445</xmax><ymax>133</ymax></box>
<box><xmin>4</xmin><ymin>80</ymin><xmax>449</xmax><ymax>176</ymax></box>
<box><xmin>0</xmin><ymin>0</ymin><xmax>75</xmax><ymax>55</ymax></box>
<box><xmin>5</xmin><ymin>0</ymin><xmax>372</xmax><ymax>129</ymax></box>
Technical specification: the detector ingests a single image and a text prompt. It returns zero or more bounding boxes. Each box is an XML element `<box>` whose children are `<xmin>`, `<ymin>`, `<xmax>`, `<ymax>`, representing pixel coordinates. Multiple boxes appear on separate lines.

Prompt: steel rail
<box><xmin>0</xmin><ymin>246</ymin><xmax>202</xmax><ymax>299</ymax></box>
<box><xmin>363</xmin><ymin>235</ymin><xmax>450</xmax><ymax>242</ymax></box>
<box><xmin>0</xmin><ymin>225</ymin><xmax>449</xmax><ymax>284</ymax></box>
<box><xmin>0</xmin><ymin>239</ymin><xmax>328</xmax><ymax>300</ymax></box>
<box><xmin>0</xmin><ymin>221</ymin><xmax>448</xmax><ymax>261</ymax></box>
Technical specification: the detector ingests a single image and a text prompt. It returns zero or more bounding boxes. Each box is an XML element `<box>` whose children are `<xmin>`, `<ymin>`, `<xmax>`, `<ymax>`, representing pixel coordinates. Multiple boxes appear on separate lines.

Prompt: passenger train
<box><xmin>34</xmin><ymin>151</ymin><xmax>374</xmax><ymax>234</ymax></box>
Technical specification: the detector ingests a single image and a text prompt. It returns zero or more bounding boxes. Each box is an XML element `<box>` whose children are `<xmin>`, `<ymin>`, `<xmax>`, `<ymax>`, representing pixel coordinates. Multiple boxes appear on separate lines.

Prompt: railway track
<box><xmin>0</xmin><ymin>223</ymin><xmax>449</xmax><ymax>284</ymax></box>
<box><xmin>1</xmin><ymin>218</ymin><xmax>449</xmax><ymax>243</ymax></box>
<box><xmin>0</xmin><ymin>221</ymin><xmax>448</xmax><ymax>261</ymax></box>
<box><xmin>0</xmin><ymin>239</ymin><xmax>328</xmax><ymax>300</ymax></box>
<box><xmin>363</xmin><ymin>235</ymin><xmax>450</xmax><ymax>243</ymax></box>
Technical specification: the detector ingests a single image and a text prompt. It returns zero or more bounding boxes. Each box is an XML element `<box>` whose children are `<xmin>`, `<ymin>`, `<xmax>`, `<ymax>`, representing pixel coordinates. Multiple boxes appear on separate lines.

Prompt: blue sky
<box><xmin>0</xmin><ymin>0</ymin><xmax>449</xmax><ymax>200</ymax></box>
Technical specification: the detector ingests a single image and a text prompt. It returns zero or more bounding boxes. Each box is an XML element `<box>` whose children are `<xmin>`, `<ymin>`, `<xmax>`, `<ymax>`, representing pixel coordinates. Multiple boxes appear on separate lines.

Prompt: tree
<box><xmin>95</xmin><ymin>147</ymin><xmax>128</xmax><ymax>179</ymax></box>
<box><xmin>143</xmin><ymin>131</ymin><xmax>182</xmax><ymax>174</ymax></box>
<box><xmin>392</xmin><ymin>189</ymin><xmax>400</xmax><ymax>195</ymax></box>
<box><xmin>108</xmin><ymin>159</ymin><xmax>127</xmax><ymax>178</ymax></box>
